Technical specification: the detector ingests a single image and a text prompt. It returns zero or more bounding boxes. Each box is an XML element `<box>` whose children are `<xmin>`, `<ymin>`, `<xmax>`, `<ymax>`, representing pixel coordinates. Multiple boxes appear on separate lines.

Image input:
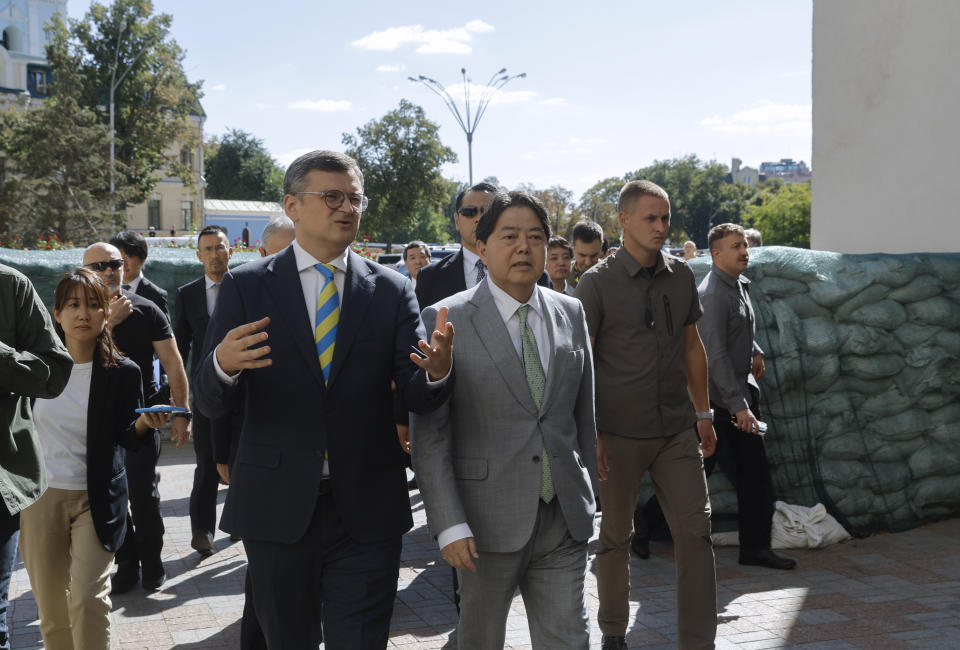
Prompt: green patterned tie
<box><xmin>517</xmin><ymin>304</ymin><xmax>555</xmax><ymax>502</ymax></box>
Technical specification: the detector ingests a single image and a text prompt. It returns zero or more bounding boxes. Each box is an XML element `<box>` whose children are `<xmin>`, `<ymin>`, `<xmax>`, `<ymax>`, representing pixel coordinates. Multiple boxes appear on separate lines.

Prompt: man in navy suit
<box><xmin>174</xmin><ymin>225</ymin><xmax>235</xmax><ymax>558</ymax></box>
<box><xmin>194</xmin><ymin>150</ymin><xmax>454</xmax><ymax>649</ymax></box>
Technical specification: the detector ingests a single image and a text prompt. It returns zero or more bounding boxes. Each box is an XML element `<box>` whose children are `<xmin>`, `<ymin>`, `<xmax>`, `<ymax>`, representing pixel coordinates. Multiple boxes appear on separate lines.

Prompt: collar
<box><xmin>616</xmin><ymin>247</ymin><xmax>672</xmax><ymax>278</ymax></box>
<box><xmin>293</xmin><ymin>239</ymin><xmax>349</xmax><ymax>275</ymax></box>
<box><xmin>461</xmin><ymin>246</ymin><xmax>481</xmax><ymax>270</ymax></box>
<box><xmin>712</xmin><ymin>265</ymin><xmax>750</xmax><ymax>288</ymax></box>
<box><xmin>125</xmin><ymin>272</ymin><xmax>144</xmax><ymax>290</ymax></box>
<box><xmin>204</xmin><ymin>274</ymin><xmax>222</xmax><ymax>290</ymax></box>
<box><xmin>486</xmin><ymin>278</ymin><xmax>544</xmax><ymax>325</ymax></box>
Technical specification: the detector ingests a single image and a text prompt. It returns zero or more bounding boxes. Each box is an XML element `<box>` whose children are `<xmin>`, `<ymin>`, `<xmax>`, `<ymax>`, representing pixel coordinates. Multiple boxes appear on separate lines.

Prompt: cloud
<box><xmin>540</xmin><ymin>97</ymin><xmax>567</xmax><ymax>108</ymax></box>
<box><xmin>254</xmin><ymin>103</ymin><xmax>275</xmax><ymax>111</ymax></box>
<box><xmin>376</xmin><ymin>64</ymin><xmax>406</xmax><ymax>73</ymax></box>
<box><xmin>700</xmin><ymin>100</ymin><xmax>811</xmax><ymax>134</ymax></box>
<box><xmin>288</xmin><ymin>99</ymin><xmax>352</xmax><ymax>112</ymax></box>
<box><xmin>212</xmin><ymin>83</ymin><xmax>227</xmax><ymax>92</ymax></box>
<box><xmin>276</xmin><ymin>148</ymin><xmax>315</xmax><ymax>169</ymax></box>
<box><xmin>352</xmin><ymin>19</ymin><xmax>494</xmax><ymax>55</ymax></box>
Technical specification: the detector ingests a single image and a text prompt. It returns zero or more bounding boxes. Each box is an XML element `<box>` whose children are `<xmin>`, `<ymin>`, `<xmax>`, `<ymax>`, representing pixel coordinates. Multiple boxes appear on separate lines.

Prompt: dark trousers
<box><xmin>240</xmin><ymin>569</ymin><xmax>268</xmax><ymax>650</ymax></box>
<box><xmin>116</xmin><ymin>430</ymin><xmax>165</xmax><ymax>574</ymax></box>
<box><xmin>189</xmin><ymin>413</ymin><xmax>219</xmax><ymax>535</ymax></box>
<box><xmin>0</xmin><ymin>509</ymin><xmax>19</xmax><ymax>650</ymax></box>
<box><xmin>634</xmin><ymin>403</ymin><xmax>776</xmax><ymax>551</ymax></box>
<box><xmin>243</xmin><ymin>494</ymin><xmax>401</xmax><ymax>649</ymax></box>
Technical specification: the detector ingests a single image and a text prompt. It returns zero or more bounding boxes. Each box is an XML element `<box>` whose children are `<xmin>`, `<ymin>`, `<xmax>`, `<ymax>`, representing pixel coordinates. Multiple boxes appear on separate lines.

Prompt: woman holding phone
<box><xmin>19</xmin><ymin>268</ymin><xmax>170</xmax><ymax>650</ymax></box>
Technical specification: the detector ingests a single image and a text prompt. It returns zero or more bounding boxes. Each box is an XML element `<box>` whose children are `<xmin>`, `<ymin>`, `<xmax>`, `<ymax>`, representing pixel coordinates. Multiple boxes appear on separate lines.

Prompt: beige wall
<box><xmin>811</xmin><ymin>0</ymin><xmax>960</xmax><ymax>253</ymax></box>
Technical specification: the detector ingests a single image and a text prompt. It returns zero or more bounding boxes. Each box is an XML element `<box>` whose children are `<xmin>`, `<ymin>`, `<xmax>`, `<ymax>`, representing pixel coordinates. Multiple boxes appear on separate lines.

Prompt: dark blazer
<box><xmin>194</xmin><ymin>246</ymin><xmax>451</xmax><ymax>545</ymax></box>
<box><xmin>135</xmin><ymin>275</ymin><xmax>170</xmax><ymax>322</ymax></box>
<box><xmin>86</xmin><ymin>353</ymin><xmax>144</xmax><ymax>552</ymax></box>
<box><xmin>174</xmin><ymin>277</ymin><xmax>237</xmax><ymax>464</ymax></box>
<box><xmin>415</xmin><ymin>249</ymin><xmax>551</xmax><ymax>311</ymax></box>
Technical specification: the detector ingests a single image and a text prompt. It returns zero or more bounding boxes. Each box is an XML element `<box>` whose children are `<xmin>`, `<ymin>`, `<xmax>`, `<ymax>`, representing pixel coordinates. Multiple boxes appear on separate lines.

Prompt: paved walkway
<box><xmin>8</xmin><ymin>440</ymin><xmax>960</xmax><ymax>649</ymax></box>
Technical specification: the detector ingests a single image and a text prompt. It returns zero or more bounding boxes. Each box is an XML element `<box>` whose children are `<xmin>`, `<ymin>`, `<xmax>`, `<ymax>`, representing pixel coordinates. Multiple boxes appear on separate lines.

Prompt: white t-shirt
<box><xmin>34</xmin><ymin>361</ymin><xmax>92</xmax><ymax>490</ymax></box>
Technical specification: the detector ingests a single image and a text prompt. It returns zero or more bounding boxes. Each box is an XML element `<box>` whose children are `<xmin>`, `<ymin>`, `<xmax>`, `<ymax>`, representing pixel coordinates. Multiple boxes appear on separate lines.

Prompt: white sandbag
<box><xmin>770</xmin><ymin>501</ymin><xmax>852</xmax><ymax>549</ymax></box>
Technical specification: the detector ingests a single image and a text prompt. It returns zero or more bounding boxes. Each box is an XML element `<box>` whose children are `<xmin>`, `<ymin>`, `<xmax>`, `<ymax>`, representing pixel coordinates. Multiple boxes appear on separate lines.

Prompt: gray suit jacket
<box><xmin>412</xmin><ymin>280</ymin><xmax>598</xmax><ymax>554</ymax></box>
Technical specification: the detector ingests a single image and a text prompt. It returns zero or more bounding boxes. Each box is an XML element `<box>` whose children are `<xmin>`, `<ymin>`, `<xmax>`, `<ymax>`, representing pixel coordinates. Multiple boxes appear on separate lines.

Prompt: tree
<box><xmin>69</xmin><ymin>0</ymin><xmax>202</xmax><ymax>219</ymax></box>
<box><xmin>205</xmin><ymin>129</ymin><xmax>284</xmax><ymax>202</ymax></box>
<box><xmin>574</xmin><ymin>176</ymin><xmax>623</xmax><ymax>242</ymax></box>
<box><xmin>744</xmin><ymin>182</ymin><xmax>811</xmax><ymax>248</ymax></box>
<box><xmin>342</xmin><ymin>100</ymin><xmax>457</xmax><ymax>250</ymax></box>
<box><xmin>0</xmin><ymin>18</ymin><xmax>129</xmax><ymax>245</ymax></box>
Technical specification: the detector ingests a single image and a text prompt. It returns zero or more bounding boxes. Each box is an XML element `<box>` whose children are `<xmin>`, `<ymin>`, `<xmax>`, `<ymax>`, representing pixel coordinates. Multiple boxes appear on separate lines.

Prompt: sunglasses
<box><xmin>85</xmin><ymin>259</ymin><xmax>124</xmax><ymax>272</ymax></box>
<box><xmin>458</xmin><ymin>205</ymin><xmax>487</xmax><ymax>218</ymax></box>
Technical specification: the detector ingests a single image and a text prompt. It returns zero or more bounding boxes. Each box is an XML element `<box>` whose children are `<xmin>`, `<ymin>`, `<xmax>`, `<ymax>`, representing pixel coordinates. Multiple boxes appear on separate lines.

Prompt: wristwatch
<box><xmin>695</xmin><ymin>409</ymin><xmax>714</xmax><ymax>420</ymax></box>
<box><xmin>172</xmin><ymin>410</ymin><xmax>193</xmax><ymax>422</ymax></box>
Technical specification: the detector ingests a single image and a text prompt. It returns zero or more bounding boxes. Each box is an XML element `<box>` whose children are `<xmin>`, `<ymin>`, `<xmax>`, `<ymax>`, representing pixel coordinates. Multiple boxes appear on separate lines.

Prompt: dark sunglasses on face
<box><xmin>458</xmin><ymin>205</ymin><xmax>487</xmax><ymax>218</ymax></box>
<box><xmin>85</xmin><ymin>259</ymin><xmax>124</xmax><ymax>272</ymax></box>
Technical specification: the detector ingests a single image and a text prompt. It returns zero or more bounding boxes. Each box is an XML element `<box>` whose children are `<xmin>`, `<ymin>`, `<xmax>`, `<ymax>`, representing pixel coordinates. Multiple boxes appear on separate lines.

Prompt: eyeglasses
<box><xmin>458</xmin><ymin>205</ymin><xmax>487</xmax><ymax>218</ymax></box>
<box><xmin>85</xmin><ymin>259</ymin><xmax>124</xmax><ymax>272</ymax></box>
<box><xmin>297</xmin><ymin>190</ymin><xmax>369</xmax><ymax>213</ymax></box>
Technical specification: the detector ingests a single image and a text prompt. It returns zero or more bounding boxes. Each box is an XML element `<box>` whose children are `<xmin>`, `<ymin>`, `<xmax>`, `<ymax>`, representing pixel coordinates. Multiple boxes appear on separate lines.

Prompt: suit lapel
<box><xmin>266</xmin><ymin>246</ymin><xmax>325</xmax><ymax>388</ymax></box>
<box><xmin>537</xmin><ymin>290</ymin><xmax>569</xmax><ymax>415</ymax></box>
<box><xmin>450</xmin><ymin>250</ymin><xmax>467</xmax><ymax>293</ymax></box>
<box><xmin>469</xmin><ymin>282</ymin><xmax>538</xmax><ymax>415</ymax></box>
<box><xmin>193</xmin><ymin>280</ymin><xmax>210</xmax><ymax>331</ymax></box>
<box><xmin>328</xmin><ymin>251</ymin><xmax>374</xmax><ymax>387</ymax></box>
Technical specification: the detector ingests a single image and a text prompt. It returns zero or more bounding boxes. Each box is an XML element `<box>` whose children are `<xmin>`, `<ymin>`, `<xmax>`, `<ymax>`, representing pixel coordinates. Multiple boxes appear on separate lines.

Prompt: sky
<box><xmin>68</xmin><ymin>0</ymin><xmax>813</xmax><ymax>199</ymax></box>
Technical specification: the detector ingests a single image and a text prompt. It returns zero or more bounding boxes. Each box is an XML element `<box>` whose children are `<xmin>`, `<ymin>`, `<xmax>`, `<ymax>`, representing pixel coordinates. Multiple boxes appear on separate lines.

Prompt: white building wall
<box><xmin>811</xmin><ymin>0</ymin><xmax>960</xmax><ymax>253</ymax></box>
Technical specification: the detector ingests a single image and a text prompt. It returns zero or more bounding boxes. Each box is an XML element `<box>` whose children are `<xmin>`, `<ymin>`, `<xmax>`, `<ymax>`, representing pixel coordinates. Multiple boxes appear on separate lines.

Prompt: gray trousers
<box><xmin>456</xmin><ymin>498</ymin><xmax>589</xmax><ymax>650</ymax></box>
<box><xmin>596</xmin><ymin>429</ymin><xmax>717</xmax><ymax>649</ymax></box>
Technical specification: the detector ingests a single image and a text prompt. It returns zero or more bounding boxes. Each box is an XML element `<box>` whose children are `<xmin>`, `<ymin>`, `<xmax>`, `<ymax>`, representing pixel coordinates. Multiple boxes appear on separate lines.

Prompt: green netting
<box><xmin>3</xmin><ymin>246</ymin><xmax>959</xmax><ymax>535</ymax></box>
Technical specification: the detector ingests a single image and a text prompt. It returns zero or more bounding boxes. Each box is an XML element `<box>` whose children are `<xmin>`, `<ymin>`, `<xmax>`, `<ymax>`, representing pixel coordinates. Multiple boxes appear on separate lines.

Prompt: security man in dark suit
<box><xmin>110</xmin><ymin>230</ymin><xmax>170</xmax><ymax>321</ymax></box>
<box><xmin>193</xmin><ymin>150</ymin><xmax>454</xmax><ymax>649</ymax></box>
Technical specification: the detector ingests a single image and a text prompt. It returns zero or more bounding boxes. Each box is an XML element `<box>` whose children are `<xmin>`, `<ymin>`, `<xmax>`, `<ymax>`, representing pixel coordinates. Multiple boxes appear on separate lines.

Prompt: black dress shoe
<box><xmin>141</xmin><ymin>558</ymin><xmax>167</xmax><ymax>591</ymax></box>
<box><xmin>229</xmin><ymin>534</ymin><xmax>242</xmax><ymax>543</ymax></box>
<box><xmin>739</xmin><ymin>548</ymin><xmax>797</xmax><ymax>570</ymax></box>
<box><xmin>407</xmin><ymin>477</ymin><xmax>418</xmax><ymax>490</ymax></box>
<box><xmin>601</xmin><ymin>635</ymin><xmax>627</xmax><ymax>650</ymax></box>
<box><xmin>631</xmin><ymin>535</ymin><xmax>650</xmax><ymax>559</ymax></box>
<box><xmin>191</xmin><ymin>530</ymin><xmax>215</xmax><ymax>557</ymax></box>
<box><xmin>110</xmin><ymin>564</ymin><xmax>140</xmax><ymax>594</ymax></box>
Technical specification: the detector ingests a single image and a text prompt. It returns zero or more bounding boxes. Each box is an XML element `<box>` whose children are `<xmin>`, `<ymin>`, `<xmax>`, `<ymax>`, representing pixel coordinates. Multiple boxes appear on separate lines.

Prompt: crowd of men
<box><xmin>0</xmin><ymin>149</ymin><xmax>794</xmax><ymax>650</ymax></box>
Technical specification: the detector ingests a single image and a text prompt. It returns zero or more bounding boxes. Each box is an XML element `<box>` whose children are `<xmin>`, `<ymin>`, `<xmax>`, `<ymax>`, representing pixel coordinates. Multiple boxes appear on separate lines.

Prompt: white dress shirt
<box><xmin>204</xmin><ymin>275</ymin><xmax>222</xmax><ymax>317</ymax></box>
<box><xmin>461</xmin><ymin>247</ymin><xmax>484</xmax><ymax>289</ymax></box>
<box><xmin>437</xmin><ymin>280</ymin><xmax>551</xmax><ymax>550</ymax></box>
<box><xmin>123</xmin><ymin>272</ymin><xmax>143</xmax><ymax>292</ymax></box>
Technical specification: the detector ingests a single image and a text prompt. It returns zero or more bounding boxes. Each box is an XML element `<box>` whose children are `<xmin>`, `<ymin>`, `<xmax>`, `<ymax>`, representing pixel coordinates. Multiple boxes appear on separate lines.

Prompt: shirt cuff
<box><xmin>437</xmin><ymin>522</ymin><xmax>473</xmax><ymax>550</ymax></box>
<box><xmin>425</xmin><ymin>355</ymin><xmax>452</xmax><ymax>387</ymax></box>
<box><xmin>213</xmin><ymin>345</ymin><xmax>241</xmax><ymax>385</ymax></box>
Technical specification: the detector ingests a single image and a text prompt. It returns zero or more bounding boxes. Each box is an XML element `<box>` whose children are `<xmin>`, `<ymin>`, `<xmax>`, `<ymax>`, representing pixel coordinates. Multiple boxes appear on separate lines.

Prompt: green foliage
<box><xmin>342</xmin><ymin>100</ymin><xmax>457</xmax><ymax>250</ymax></box>
<box><xmin>205</xmin><ymin>129</ymin><xmax>284</xmax><ymax>202</ymax></box>
<box><xmin>70</xmin><ymin>0</ymin><xmax>202</xmax><ymax>214</ymax></box>
<box><xmin>744</xmin><ymin>181</ymin><xmax>811</xmax><ymax>248</ymax></box>
<box><xmin>574</xmin><ymin>176</ymin><xmax>623</xmax><ymax>242</ymax></box>
<box><xmin>0</xmin><ymin>17</ymin><xmax>124</xmax><ymax>246</ymax></box>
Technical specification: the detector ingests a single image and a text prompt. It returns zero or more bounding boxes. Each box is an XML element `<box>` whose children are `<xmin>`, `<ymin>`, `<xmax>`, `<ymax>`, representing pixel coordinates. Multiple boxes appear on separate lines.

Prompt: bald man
<box><xmin>258</xmin><ymin>216</ymin><xmax>296</xmax><ymax>257</ymax></box>
<box><xmin>82</xmin><ymin>243</ymin><xmax>191</xmax><ymax>592</ymax></box>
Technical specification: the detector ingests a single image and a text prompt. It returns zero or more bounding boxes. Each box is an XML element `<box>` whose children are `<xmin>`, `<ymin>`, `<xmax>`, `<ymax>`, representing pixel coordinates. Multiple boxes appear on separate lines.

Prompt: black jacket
<box><xmin>87</xmin><ymin>352</ymin><xmax>144</xmax><ymax>551</ymax></box>
<box><xmin>135</xmin><ymin>275</ymin><xmax>170</xmax><ymax>322</ymax></box>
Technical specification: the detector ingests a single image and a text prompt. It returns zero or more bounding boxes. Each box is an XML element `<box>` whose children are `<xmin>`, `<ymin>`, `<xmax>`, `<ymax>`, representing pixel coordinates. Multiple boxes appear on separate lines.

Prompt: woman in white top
<box><xmin>19</xmin><ymin>268</ymin><xmax>169</xmax><ymax>650</ymax></box>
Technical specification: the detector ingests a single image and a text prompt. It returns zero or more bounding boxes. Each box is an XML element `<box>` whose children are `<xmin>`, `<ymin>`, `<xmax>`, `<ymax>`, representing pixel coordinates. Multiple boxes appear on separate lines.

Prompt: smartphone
<box><xmin>135</xmin><ymin>406</ymin><xmax>188</xmax><ymax>414</ymax></box>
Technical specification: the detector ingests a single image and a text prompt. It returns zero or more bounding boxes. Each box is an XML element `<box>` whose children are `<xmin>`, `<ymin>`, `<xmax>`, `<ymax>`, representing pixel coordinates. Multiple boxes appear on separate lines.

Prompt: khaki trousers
<box><xmin>19</xmin><ymin>488</ymin><xmax>115</xmax><ymax>650</ymax></box>
<box><xmin>596</xmin><ymin>430</ymin><xmax>717</xmax><ymax>649</ymax></box>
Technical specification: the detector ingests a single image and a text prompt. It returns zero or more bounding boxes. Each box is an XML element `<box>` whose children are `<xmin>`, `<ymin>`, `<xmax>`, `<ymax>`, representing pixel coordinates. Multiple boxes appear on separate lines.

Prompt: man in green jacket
<box><xmin>0</xmin><ymin>263</ymin><xmax>73</xmax><ymax>650</ymax></box>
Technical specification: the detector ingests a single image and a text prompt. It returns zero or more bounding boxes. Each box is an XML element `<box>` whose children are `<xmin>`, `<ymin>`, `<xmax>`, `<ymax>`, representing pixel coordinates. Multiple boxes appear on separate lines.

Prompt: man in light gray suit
<box><xmin>412</xmin><ymin>190</ymin><xmax>597</xmax><ymax>650</ymax></box>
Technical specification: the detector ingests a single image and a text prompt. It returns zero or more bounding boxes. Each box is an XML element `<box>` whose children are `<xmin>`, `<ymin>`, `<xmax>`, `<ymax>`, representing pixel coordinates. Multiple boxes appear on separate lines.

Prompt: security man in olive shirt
<box><xmin>576</xmin><ymin>180</ymin><xmax>718</xmax><ymax>650</ymax></box>
<box><xmin>699</xmin><ymin>223</ymin><xmax>795</xmax><ymax>570</ymax></box>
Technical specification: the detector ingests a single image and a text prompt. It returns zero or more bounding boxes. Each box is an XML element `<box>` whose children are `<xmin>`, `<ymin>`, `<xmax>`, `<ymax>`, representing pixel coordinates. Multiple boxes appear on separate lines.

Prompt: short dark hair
<box><xmin>707</xmin><ymin>223</ymin><xmax>745</xmax><ymax>250</ymax></box>
<box><xmin>109</xmin><ymin>230</ymin><xmax>148</xmax><ymax>261</ymax></box>
<box><xmin>454</xmin><ymin>181</ymin><xmax>499</xmax><ymax>212</ymax></box>
<box><xmin>476</xmin><ymin>190</ymin><xmax>552</xmax><ymax>244</ymax></box>
<box><xmin>283</xmin><ymin>150</ymin><xmax>364</xmax><ymax>197</ymax></box>
<box><xmin>572</xmin><ymin>220</ymin><xmax>604</xmax><ymax>246</ymax></box>
<box><xmin>744</xmin><ymin>228</ymin><xmax>763</xmax><ymax>247</ymax></box>
<box><xmin>403</xmin><ymin>240</ymin><xmax>429</xmax><ymax>261</ymax></box>
<box><xmin>548</xmin><ymin>236</ymin><xmax>573</xmax><ymax>256</ymax></box>
<box><xmin>197</xmin><ymin>225</ymin><xmax>228</xmax><ymax>247</ymax></box>
<box><xmin>617</xmin><ymin>179</ymin><xmax>669</xmax><ymax>212</ymax></box>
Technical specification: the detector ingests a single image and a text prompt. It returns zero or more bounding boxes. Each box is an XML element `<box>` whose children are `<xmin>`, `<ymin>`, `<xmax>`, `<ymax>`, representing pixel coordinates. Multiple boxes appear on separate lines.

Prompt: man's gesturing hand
<box><xmin>216</xmin><ymin>317</ymin><xmax>272</xmax><ymax>376</ymax></box>
<box><xmin>441</xmin><ymin>537</ymin><xmax>479</xmax><ymax>572</ymax></box>
<box><xmin>411</xmin><ymin>307</ymin><xmax>454</xmax><ymax>382</ymax></box>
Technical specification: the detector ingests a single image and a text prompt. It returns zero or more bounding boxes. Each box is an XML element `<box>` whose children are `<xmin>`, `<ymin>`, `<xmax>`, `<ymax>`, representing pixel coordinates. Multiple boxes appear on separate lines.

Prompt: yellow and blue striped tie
<box><xmin>314</xmin><ymin>263</ymin><xmax>339</xmax><ymax>385</ymax></box>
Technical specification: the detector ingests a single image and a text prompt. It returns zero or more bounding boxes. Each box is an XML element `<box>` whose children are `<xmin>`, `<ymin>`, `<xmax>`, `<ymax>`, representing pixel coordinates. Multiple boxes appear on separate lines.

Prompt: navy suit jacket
<box><xmin>194</xmin><ymin>246</ymin><xmax>451</xmax><ymax>545</ymax></box>
<box><xmin>86</xmin><ymin>354</ymin><xmax>144</xmax><ymax>552</ymax></box>
<box><xmin>135</xmin><ymin>275</ymin><xmax>170</xmax><ymax>322</ymax></box>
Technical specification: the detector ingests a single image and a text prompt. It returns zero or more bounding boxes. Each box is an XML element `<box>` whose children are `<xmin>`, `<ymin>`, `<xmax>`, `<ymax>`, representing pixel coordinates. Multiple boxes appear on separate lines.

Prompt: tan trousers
<box><xmin>19</xmin><ymin>488</ymin><xmax>115</xmax><ymax>650</ymax></box>
<box><xmin>596</xmin><ymin>430</ymin><xmax>717</xmax><ymax>649</ymax></box>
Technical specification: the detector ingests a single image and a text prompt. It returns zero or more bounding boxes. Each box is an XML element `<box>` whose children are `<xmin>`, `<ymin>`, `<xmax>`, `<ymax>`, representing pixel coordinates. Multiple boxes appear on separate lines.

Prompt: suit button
<box><xmin>538</xmin><ymin>416</ymin><xmax>545</xmax><ymax>423</ymax></box>
<box><xmin>532</xmin><ymin>455</ymin><xmax>540</xmax><ymax>463</ymax></box>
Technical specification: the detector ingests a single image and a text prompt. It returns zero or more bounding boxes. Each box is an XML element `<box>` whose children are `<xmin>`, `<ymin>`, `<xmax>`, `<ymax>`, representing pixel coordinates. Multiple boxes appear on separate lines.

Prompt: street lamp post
<box><xmin>408</xmin><ymin>67</ymin><xmax>526</xmax><ymax>185</ymax></box>
<box><xmin>109</xmin><ymin>26</ymin><xmax>168</xmax><ymax>216</ymax></box>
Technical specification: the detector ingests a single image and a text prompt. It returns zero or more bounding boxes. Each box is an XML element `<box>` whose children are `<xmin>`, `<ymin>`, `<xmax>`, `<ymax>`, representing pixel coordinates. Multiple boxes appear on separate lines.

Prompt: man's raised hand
<box><xmin>411</xmin><ymin>307</ymin><xmax>454</xmax><ymax>382</ymax></box>
<box><xmin>216</xmin><ymin>317</ymin><xmax>272</xmax><ymax>376</ymax></box>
